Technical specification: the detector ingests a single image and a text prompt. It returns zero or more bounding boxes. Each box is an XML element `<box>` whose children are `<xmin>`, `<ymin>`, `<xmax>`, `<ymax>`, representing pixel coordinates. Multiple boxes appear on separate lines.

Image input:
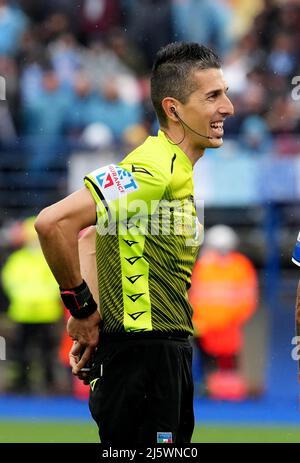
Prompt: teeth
<box><xmin>210</xmin><ymin>122</ymin><xmax>223</xmax><ymax>128</ymax></box>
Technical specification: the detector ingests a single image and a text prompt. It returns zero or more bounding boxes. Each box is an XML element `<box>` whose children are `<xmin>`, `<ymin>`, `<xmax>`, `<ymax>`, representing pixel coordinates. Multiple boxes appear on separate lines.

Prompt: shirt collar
<box><xmin>157</xmin><ymin>129</ymin><xmax>193</xmax><ymax>171</ymax></box>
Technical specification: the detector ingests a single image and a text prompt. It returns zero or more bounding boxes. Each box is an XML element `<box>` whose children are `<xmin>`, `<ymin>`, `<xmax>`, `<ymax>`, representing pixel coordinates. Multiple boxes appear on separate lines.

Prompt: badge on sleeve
<box><xmin>91</xmin><ymin>164</ymin><xmax>139</xmax><ymax>203</ymax></box>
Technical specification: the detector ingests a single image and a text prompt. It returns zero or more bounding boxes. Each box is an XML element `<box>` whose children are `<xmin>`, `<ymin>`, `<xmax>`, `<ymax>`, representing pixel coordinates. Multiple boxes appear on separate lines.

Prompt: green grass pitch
<box><xmin>1</xmin><ymin>421</ymin><xmax>300</xmax><ymax>443</ymax></box>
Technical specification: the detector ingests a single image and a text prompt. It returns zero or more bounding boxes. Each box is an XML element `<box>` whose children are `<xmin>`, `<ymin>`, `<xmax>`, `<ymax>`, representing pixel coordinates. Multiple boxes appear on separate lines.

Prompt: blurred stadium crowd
<box><xmin>0</xmin><ymin>0</ymin><xmax>299</xmax><ymax>165</ymax></box>
<box><xmin>0</xmin><ymin>0</ymin><xmax>298</xmax><ymax>216</ymax></box>
<box><xmin>0</xmin><ymin>0</ymin><xmax>299</xmax><ymax>399</ymax></box>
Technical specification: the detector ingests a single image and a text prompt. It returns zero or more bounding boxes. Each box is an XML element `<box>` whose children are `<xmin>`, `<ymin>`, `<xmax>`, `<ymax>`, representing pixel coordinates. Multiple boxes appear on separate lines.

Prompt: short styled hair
<box><xmin>151</xmin><ymin>42</ymin><xmax>221</xmax><ymax>126</ymax></box>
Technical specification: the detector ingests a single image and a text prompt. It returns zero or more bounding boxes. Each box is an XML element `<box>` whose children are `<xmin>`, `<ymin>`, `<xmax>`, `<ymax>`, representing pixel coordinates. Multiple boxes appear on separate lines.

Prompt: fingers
<box><xmin>75</xmin><ymin>345</ymin><xmax>93</xmax><ymax>374</ymax></box>
<box><xmin>70</xmin><ymin>346</ymin><xmax>91</xmax><ymax>383</ymax></box>
<box><xmin>77</xmin><ymin>370</ymin><xmax>90</xmax><ymax>385</ymax></box>
<box><xmin>76</xmin><ymin>371</ymin><xmax>90</xmax><ymax>386</ymax></box>
<box><xmin>69</xmin><ymin>341</ymin><xmax>83</xmax><ymax>373</ymax></box>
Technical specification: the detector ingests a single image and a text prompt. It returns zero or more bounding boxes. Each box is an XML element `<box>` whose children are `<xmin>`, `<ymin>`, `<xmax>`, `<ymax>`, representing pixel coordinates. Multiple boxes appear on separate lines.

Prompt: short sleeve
<box><xmin>84</xmin><ymin>161</ymin><xmax>170</xmax><ymax>223</ymax></box>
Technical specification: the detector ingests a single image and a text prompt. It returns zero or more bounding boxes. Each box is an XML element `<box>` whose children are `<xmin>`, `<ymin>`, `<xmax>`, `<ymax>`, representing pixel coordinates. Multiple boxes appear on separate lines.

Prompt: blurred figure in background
<box><xmin>1</xmin><ymin>217</ymin><xmax>63</xmax><ymax>394</ymax></box>
<box><xmin>123</xmin><ymin>0</ymin><xmax>173</xmax><ymax>70</ymax></box>
<box><xmin>22</xmin><ymin>68</ymin><xmax>72</xmax><ymax>173</ymax></box>
<box><xmin>238</xmin><ymin>114</ymin><xmax>273</xmax><ymax>156</ymax></box>
<box><xmin>79</xmin><ymin>0</ymin><xmax>121</xmax><ymax>44</ymax></box>
<box><xmin>0</xmin><ymin>0</ymin><xmax>29</xmax><ymax>57</ymax></box>
<box><xmin>48</xmin><ymin>32</ymin><xmax>84</xmax><ymax>89</ymax></box>
<box><xmin>172</xmin><ymin>0</ymin><xmax>233</xmax><ymax>57</ymax></box>
<box><xmin>189</xmin><ymin>225</ymin><xmax>258</xmax><ymax>400</ymax></box>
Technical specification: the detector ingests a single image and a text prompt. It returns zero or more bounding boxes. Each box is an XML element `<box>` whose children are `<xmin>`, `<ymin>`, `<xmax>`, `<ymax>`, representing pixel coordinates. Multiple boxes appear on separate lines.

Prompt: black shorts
<box><xmin>88</xmin><ymin>332</ymin><xmax>194</xmax><ymax>444</ymax></box>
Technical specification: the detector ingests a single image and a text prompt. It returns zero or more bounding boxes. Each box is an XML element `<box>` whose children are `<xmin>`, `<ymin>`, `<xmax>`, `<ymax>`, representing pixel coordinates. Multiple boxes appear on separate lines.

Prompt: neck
<box><xmin>162</xmin><ymin>127</ymin><xmax>205</xmax><ymax>166</ymax></box>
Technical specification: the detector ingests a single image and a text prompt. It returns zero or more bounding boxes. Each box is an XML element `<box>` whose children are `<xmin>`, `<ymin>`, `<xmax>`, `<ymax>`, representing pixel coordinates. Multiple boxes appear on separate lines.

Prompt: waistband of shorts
<box><xmin>100</xmin><ymin>330</ymin><xmax>191</xmax><ymax>342</ymax></box>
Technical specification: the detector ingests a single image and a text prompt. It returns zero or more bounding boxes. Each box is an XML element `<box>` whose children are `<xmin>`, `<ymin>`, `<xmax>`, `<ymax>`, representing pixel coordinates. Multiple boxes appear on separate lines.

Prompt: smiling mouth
<box><xmin>210</xmin><ymin>121</ymin><xmax>224</xmax><ymax>139</ymax></box>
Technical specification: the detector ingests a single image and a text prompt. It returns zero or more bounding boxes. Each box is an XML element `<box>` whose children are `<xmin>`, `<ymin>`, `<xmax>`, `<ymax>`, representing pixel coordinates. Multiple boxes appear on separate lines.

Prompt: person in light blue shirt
<box><xmin>0</xmin><ymin>0</ymin><xmax>28</xmax><ymax>56</ymax></box>
<box><xmin>238</xmin><ymin>115</ymin><xmax>273</xmax><ymax>156</ymax></box>
<box><xmin>65</xmin><ymin>73</ymin><xmax>96</xmax><ymax>137</ymax></box>
<box><xmin>172</xmin><ymin>0</ymin><xmax>232</xmax><ymax>57</ymax></box>
<box><xmin>83</xmin><ymin>80</ymin><xmax>142</xmax><ymax>141</ymax></box>
<box><xmin>22</xmin><ymin>69</ymin><xmax>73</xmax><ymax>172</ymax></box>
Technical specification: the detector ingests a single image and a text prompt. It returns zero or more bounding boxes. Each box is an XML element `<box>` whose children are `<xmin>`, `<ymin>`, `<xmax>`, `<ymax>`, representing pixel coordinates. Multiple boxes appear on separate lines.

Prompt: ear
<box><xmin>162</xmin><ymin>97</ymin><xmax>179</xmax><ymax>122</ymax></box>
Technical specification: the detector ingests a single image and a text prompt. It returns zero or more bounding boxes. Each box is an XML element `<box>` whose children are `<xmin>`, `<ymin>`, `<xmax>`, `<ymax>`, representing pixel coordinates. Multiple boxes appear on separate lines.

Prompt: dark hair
<box><xmin>151</xmin><ymin>42</ymin><xmax>221</xmax><ymax>126</ymax></box>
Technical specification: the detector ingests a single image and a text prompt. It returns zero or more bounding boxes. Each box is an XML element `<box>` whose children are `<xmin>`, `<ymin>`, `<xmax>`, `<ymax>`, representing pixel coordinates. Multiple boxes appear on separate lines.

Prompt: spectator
<box><xmin>1</xmin><ymin>217</ymin><xmax>63</xmax><ymax>394</ymax></box>
<box><xmin>66</xmin><ymin>72</ymin><xmax>142</xmax><ymax>143</ymax></box>
<box><xmin>239</xmin><ymin>115</ymin><xmax>273</xmax><ymax>156</ymax></box>
<box><xmin>189</xmin><ymin>225</ymin><xmax>259</xmax><ymax>400</ymax></box>
<box><xmin>85</xmin><ymin>79</ymin><xmax>142</xmax><ymax>141</ymax></box>
<box><xmin>39</xmin><ymin>12</ymin><xmax>71</xmax><ymax>44</ymax></box>
<box><xmin>48</xmin><ymin>32</ymin><xmax>85</xmax><ymax>88</ymax></box>
<box><xmin>265</xmin><ymin>95</ymin><xmax>299</xmax><ymax>136</ymax></box>
<box><xmin>0</xmin><ymin>55</ymin><xmax>19</xmax><ymax>129</ymax></box>
<box><xmin>0</xmin><ymin>0</ymin><xmax>29</xmax><ymax>56</ymax></box>
<box><xmin>22</xmin><ymin>69</ymin><xmax>73</xmax><ymax>172</ymax></box>
<box><xmin>172</xmin><ymin>0</ymin><xmax>233</xmax><ymax>57</ymax></box>
<box><xmin>229</xmin><ymin>0</ymin><xmax>264</xmax><ymax>41</ymax></box>
<box><xmin>278</xmin><ymin>1</ymin><xmax>300</xmax><ymax>38</ymax></box>
<box><xmin>18</xmin><ymin>29</ymin><xmax>52</xmax><ymax>106</ymax></box>
<box><xmin>82</xmin><ymin>39</ymin><xmax>141</xmax><ymax>104</ymax></box>
<box><xmin>0</xmin><ymin>101</ymin><xmax>17</xmax><ymax>145</ymax></box>
<box><xmin>107</xmin><ymin>28</ymin><xmax>148</xmax><ymax>77</ymax></box>
<box><xmin>252</xmin><ymin>0</ymin><xmax>280</xmax><ymax>51</ymax></box>
<box><xmin>267</xmin><ymin>33</ymin><xmax>298</xmax><ymax>79</ymax></box>
<box><xmin>123</xmin><ymin>0</ymin><xmax>173</xmax><ymax>69</ymax></box>
<box><xmin>65</xmin><ymin>72</ymin><xmax>95</xmax><ymax>139</ymax></box>
<box><xmin>79</xmin><ymin>0</ymin><xmax>121</xmax><ymax>44</ymax></box>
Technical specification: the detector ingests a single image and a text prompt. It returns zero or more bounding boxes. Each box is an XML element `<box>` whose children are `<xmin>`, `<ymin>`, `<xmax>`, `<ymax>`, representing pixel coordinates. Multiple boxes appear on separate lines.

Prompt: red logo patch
<box><xmin>104</xmin><ymin>174</ymin><xmax>114</xmax><ymax>189</ymax></box>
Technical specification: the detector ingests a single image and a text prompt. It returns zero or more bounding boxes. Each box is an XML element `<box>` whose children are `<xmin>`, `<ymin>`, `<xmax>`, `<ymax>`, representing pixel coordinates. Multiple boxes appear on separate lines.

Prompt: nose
<box><xmin>219</xmin><ymin>94</ymin><xmax>234</xmax><ymax>117</ymax></box>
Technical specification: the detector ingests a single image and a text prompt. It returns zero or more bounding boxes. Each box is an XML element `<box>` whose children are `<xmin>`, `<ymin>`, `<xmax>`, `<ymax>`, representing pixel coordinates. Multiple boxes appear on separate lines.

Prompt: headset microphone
<box><xmin>171</xmin><ymin>107</ymin><xmax>214</xmax><ymax>140</ymax></box>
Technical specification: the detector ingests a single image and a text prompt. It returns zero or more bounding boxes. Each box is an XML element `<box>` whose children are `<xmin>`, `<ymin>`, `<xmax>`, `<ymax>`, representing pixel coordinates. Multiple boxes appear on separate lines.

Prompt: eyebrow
<box><xmin>205</xmin><ymin>86</ymin><xmax>229</xmax><ymax>97</ymax></box>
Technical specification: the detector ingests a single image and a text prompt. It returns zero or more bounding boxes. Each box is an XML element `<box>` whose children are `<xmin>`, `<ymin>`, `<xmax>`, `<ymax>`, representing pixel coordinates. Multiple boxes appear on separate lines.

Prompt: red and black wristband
<box><xmin>60</xmin><ymin>280</ymin><xmax>97</xmax><ymax>319</ymax></box>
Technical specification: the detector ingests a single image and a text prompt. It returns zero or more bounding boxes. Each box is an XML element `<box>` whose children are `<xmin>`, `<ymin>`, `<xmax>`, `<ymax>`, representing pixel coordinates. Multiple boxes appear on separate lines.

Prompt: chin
<box><xmin>209</xmin><ymin>137</ymin><xmax>223</xmax><ymax>148</ymax></box>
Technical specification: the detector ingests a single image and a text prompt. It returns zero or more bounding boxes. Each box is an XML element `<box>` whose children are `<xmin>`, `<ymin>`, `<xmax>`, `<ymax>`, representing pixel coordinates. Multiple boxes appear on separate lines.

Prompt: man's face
<box><xmin>178</xmin><ymin>68</ymin><xmax>234</xmax><ymax>150</ymax></box>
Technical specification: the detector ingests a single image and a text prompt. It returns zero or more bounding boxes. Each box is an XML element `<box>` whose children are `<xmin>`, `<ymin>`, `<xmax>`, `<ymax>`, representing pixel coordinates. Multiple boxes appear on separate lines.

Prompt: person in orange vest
<box><xmin>189</xmin><ymin>225</ymin><xmax>258</xmax><ymax>400</ymax></box>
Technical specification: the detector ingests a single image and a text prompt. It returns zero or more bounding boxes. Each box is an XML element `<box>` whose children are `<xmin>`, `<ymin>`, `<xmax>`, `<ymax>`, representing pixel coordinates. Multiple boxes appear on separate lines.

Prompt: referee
<box><xmin>35</xmin><ymin>42</ymin><xmax>234</xmax><ymax>444</ymax></box>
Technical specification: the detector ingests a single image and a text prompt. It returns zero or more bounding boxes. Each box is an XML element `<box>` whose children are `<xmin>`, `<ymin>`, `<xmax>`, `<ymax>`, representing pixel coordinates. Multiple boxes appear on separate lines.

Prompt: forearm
<box><xmin>37</xmin><ymin>214</ymin><xmax>83</xmax><ymax>289</ymax></box>
<box><xmin>78</xmin><ymin>226</ymin><xmax>99</xmax><ymax>307</ymax></box>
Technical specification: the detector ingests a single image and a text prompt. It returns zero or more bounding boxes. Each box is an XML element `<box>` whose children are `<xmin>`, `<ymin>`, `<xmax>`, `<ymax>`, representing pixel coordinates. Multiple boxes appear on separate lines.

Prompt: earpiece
<box><xmin>171</xmin><ymin>106</ymin><xmax>178</xmax><ymax>117</ymax></box>
<box><xmin>169</xmin><ymin>106</ymin><xmax>214</xmax><ymax>140</ymax></box>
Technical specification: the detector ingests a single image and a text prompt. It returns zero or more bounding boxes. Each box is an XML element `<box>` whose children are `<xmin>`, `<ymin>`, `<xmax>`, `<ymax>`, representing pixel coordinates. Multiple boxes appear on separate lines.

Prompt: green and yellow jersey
<box><xmin>84</xmin><ymin>130</ymin><xmax>201</xmax><ymax>334</ymax></box>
